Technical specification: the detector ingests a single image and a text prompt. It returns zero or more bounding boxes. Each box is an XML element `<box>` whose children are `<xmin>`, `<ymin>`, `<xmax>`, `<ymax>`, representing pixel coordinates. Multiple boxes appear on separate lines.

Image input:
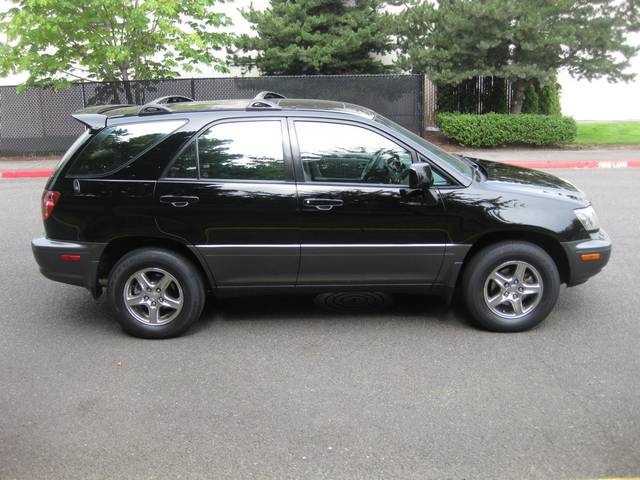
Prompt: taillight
<box><xmin>41</xmin><ymin>190</ymin><xmax>60</xmax><ymax>221</ymax></box>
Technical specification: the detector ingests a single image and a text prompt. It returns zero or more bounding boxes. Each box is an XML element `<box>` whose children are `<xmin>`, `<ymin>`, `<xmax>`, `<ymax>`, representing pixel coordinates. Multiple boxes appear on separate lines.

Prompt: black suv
<box><xmin>32</xmin><ymin>93</ymin><xmax>611</xmax><ymax>338</ymax></box>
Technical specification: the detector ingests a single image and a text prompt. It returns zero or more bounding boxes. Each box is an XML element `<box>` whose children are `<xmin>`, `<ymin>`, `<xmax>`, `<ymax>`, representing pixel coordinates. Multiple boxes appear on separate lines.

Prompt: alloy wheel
<box><xmin>123</xmin><ymin>268</ymin><xmax>184</xmax><ymax>325</ymax></box>
<box><xmin>483</xmin><ymin>260</ymin><xmax>544</xmax><ymax>319</ymax></box>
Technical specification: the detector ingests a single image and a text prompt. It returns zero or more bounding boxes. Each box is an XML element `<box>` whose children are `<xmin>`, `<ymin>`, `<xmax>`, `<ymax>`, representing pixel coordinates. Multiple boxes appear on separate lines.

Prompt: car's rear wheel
<box><xmin>108</xmin><ymin>248</ymin><xmax>205</xmax><ymax>339</ymax></box>
<box><xmin>462</xmin><ymin>241</ymin><xmax>560</xmax><ymax>332</ymax></box>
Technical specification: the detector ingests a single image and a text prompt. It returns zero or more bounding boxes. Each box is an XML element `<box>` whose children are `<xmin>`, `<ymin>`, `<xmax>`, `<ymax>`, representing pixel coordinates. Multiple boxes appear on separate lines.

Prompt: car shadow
<box><xmin>190</xmin><ymin>291</ymin><xmax>474</xmax><ymax>335</ymax></box>
<box><xmin>51</xmin><ymin>288</ymin><xmax>475</xmax><ymax>337</ymax></box>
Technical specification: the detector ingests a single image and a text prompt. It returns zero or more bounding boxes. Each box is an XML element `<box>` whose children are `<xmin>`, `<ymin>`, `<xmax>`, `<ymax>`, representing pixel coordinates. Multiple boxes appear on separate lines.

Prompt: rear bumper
<box><xmin>561</xmin><ymin>229</ymin><xmax>612</xmax><ymax>286</ymax></box>
<box><xmin>31</xmin><ymin>237</ymin><xmax>106</xmax><ymax>295</ymax></box>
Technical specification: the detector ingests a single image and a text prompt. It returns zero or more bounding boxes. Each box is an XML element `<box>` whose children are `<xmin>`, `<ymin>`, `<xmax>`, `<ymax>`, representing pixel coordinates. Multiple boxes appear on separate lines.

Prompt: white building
<box><xmin>0</xmin><ymin>0</ymin><xmax>638</xmax><ymax>121</ymax></box>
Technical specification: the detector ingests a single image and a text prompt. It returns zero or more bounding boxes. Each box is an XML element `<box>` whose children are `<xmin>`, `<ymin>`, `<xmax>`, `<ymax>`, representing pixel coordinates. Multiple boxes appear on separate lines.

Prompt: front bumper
<box><xmin>31</xmin><ymin>237</ymin><xmax>106</xmax><ymax>295</ymax></box>
<box><xmin>561</xmin><ymin>229</ymin><xmax>612</xmax><ymax>286</ymax></box>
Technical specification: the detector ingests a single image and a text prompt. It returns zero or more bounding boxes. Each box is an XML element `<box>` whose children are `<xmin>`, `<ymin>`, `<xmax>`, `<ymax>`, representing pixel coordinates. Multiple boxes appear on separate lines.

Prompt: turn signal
<box><xmin>41</xmin><ymin>190</ymin><xmax>61</xmax><ymax>220</ymax></box>
<box><xmin>580</xmin><ymin>253</ymin><xmax>601</xmax><ymax>262</ymax></box>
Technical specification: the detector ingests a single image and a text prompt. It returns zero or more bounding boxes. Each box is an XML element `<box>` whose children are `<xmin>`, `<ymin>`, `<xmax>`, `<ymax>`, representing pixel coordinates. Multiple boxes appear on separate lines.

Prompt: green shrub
<box><xmin>437</xmin><ymin>113</ymin><xmax>577</xmax><ymax>147</ymax></box>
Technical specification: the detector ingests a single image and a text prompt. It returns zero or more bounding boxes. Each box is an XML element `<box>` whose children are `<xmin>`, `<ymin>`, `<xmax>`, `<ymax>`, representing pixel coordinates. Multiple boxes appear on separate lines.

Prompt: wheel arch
<box><xmin>457</xmin><ymin>230</ymin><xmax>570</xmax><ymax>290</ymax></box>
<box><xmin>96</xmin><ymin>236</ymin><xmax>215</xmax><ymax>296</ymax></box>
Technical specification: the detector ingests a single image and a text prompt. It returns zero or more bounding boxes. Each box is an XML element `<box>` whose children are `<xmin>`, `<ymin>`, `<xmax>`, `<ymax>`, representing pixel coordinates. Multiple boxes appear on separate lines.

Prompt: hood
<box><xmin>470</xmin><ymin>158</ymin><xmax>587</xmax><ymax>203</ymax></box>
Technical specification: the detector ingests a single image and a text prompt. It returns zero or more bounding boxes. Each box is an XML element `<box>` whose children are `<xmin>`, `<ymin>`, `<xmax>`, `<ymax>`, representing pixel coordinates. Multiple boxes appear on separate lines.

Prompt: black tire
<box><xmin>461</xmin><ymin>241</ymin><xmax>560</xmax><ymax>332</ymax></box>
<box><xmin>108</xmin><ymin>248</ymin><xmax>206</xmax><ymax>339</ymax></box>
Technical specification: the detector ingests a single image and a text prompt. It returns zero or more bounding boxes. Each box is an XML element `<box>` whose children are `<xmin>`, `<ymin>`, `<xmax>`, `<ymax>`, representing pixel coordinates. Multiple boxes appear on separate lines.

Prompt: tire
<box><xmin>461</xmin><ymin>241</ymin><xmax>560</xmax><ymax>332</ymax></box>
<box><xmin>107</xmin><ymin>248</ymin><xmax>206</xmax><ymax>339</ymax></box>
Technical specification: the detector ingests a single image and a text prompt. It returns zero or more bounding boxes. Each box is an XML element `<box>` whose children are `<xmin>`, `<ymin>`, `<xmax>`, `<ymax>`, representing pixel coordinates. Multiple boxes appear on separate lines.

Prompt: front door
<box><xmin>156</xmin><ymin>118</ymin><xmax>299</xmax><ymax>287</ymax></box>
<box><xmin>290</xmin><ymin>119</ymin><xmax>448</xmax><ymax>286</ymax></box>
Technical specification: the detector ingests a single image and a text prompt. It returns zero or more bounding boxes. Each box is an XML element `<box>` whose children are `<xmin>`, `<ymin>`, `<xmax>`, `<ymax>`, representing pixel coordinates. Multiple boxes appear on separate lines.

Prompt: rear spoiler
<box><xmin>71</xmin><ymin>104</ymin><xmax>133</xmax><ymax>129</ymax></box>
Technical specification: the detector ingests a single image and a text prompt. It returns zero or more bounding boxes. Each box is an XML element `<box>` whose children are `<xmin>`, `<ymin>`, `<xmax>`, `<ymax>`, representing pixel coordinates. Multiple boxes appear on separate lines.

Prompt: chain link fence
<box><xmin>0</xmin><ymin>74</ymin><xmax>425</xmax><ymax>156</ymax></box>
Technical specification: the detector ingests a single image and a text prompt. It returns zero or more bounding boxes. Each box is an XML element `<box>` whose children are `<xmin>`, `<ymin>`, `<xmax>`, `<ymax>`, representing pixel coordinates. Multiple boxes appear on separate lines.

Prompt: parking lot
<box><xmin>1</xmin><ymin>168</ymin><xmax>639</xmax><ymax>479</ymax></box>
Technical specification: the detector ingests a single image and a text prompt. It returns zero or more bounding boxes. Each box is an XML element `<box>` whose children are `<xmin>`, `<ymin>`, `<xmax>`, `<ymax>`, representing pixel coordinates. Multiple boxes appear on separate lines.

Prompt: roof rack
<box><xmin>246</xmin><ymin>99</ymin><xmax>282</xmax><ymax>110</ymax></box>
<box><xmin>149</xmin><ymin>95</ymin><xmax>194</xmax><ymax>104</ymax></box>
<box><xmin>254</xmin><ymin>91</ymin><xmax>286</xmax><ymax>100</ymax></box>
<box><xmin>136</xmin><ymin>95</ymin><xmax>195</xmax><ymax>116</ymax></box>
<box><xmin>138</xmin><ymin>103</ymin><xmax>173</xmax><ymax>116</ymax></box>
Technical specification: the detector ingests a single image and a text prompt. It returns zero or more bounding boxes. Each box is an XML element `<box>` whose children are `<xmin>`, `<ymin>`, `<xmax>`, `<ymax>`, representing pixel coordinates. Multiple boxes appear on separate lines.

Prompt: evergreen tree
<box><xmin>232</xmin><ymin>0</ymin><xmax>393</xmax><ymax>75</ymax></box>
<box><xmin>394</xmin><ymin>0</ymin><xmax>639</xmax><ymax>113</ymax></box>
<box><xmin>522</xmin><ymin>81</ymin><xmax>540</xmax><ymax>114</ymax></box>
<box><xmin>539</xmin><ymin>75</ymin><xmax>562</xmax><ymax>115</ymax></box>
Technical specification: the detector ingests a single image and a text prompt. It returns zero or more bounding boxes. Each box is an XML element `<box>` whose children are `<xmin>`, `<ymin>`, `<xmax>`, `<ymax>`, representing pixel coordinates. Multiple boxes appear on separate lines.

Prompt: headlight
<box><xmin>574</xmin><ymin>205</ymin><xmax>600</xmax><ymax>233</ymax></box>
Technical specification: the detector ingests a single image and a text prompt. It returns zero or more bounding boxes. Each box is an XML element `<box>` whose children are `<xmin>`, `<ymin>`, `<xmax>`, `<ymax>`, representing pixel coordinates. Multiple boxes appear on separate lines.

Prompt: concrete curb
<box><xmin>1</xmin><ymin>159</ymin><xmax>640</xmax><ymax>179</ymax></box>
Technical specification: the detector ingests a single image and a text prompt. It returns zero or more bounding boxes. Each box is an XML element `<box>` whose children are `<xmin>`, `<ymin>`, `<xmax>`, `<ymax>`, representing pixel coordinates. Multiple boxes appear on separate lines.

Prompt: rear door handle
<box><xmin>303</xmin><ymin>198</ymin><xmax>344</xmax><ymax>211</ymax></box>
<box><xmin>159</xmin><ymin>195</ymin><xmax>200</xmax><ymax>208</ymax></box>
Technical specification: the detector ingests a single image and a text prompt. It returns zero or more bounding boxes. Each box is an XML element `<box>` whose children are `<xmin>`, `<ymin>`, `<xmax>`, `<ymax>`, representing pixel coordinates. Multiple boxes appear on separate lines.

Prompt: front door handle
<box><xmin>303</xmin><ymin>198</ymin><xmax>344</xmax><ymax>211</ymax></box>
<box><xmin>159</xmin><ymin>195</ymin><xmax>200</xmax><ymax>208</ymax></box>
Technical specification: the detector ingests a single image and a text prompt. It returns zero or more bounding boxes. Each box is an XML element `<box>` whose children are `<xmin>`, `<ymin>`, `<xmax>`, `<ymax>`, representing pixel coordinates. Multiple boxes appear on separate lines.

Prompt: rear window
<box><xmin>67</xmin><ymin>120</ymin><xmax>185</xmax><ymax>177</ymax></box>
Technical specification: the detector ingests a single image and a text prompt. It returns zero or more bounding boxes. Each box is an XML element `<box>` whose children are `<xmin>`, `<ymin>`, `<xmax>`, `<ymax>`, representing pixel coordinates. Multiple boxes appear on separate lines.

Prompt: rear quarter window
<box><xmin>67</xmin><ymin>120</ymin><xmax>185</xmax><ymax>177</ymax></box>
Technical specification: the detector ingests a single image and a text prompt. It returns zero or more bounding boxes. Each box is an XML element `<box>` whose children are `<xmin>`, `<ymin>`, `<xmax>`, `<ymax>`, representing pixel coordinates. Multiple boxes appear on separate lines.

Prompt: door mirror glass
<box><xmin>408</xmin><ymin>163</ymin><xmax>434</xmax><ymax>189</ymax></box>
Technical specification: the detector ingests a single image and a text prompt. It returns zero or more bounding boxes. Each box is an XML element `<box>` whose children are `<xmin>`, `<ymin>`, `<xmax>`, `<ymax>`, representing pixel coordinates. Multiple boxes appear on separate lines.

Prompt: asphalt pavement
<box><xmin>1</xmin><ymin>170</ymin><xmax>639</xmax><ymax>479</ymax></box>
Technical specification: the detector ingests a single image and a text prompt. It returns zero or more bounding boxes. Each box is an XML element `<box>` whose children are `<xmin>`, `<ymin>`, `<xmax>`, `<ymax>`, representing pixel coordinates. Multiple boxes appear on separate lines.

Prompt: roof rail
<box><xmin>137</xmin><ymin>95</ymin><xmax>194</xmax><ymax>116</ymax></box>
<box><xmin>246</xmin><ymin>99</ymin><xmax>282</xmax><ymax>110</ymax></box>
<box><xmin>149</xmin><ymin>95</ymin><xmax>194</xmax><ymax>104</ymax></box>
<box><xmin>90</xmin><ymin>104</ymin><xmax>134</xmax><ymax>114</ymax></box>
<box><xmin>254</xmin><ymin>91</ymin><xmax>286</xmax><ymax>100</ymax></box>
<box><xmin>139</xmin><ymin>103</ymin><xmax>173</xmax><ymax>116</ymax></box>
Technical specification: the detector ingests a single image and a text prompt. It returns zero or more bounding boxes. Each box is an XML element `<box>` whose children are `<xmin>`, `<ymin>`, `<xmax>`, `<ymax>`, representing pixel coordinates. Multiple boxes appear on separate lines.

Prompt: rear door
<box><xmin>290</xmin><ymin>118</ymin><xmax>448</xmax><ymax>286</ymax></box>
<box><xmin>155</xmin><ymin>117</ymin><xmax>299</xmax><ymax>287</ymax></box>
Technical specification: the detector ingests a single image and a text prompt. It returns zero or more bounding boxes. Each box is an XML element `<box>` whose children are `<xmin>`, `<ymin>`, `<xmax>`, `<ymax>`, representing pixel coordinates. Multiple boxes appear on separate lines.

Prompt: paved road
<box><xmin>1</xmin><ymin>170</ymin><xmax>639</xmax><ymax>480</ymax></box>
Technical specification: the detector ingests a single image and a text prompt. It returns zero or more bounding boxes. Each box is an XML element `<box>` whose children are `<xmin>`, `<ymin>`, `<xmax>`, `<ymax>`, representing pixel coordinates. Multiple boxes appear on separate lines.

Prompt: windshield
<box><xmin>375</xmin><ymin>115</ymin><xmax>473</xmax><ymax>181</ymax></box>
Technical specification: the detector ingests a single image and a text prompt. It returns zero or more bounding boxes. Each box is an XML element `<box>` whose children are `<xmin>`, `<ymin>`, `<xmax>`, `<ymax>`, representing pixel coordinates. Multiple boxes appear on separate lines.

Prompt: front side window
<box><xmin>68</xmin><ymin>120</ymin><xmax>185</xmax><ymax>176</ymax></box>
<box><xmin>375</xmin><ymin>115</ymin><xmax>473</xmax><ymax>182</ymax></box>
<box><xmin>198</xmin><ymin>121</ymin><xmax>285</xmax><ymax>181</ymax></box>
<box><xmin>295</xmin><ymin>121</ymin><xmax>412</xmax><ymax>185</ymax></box>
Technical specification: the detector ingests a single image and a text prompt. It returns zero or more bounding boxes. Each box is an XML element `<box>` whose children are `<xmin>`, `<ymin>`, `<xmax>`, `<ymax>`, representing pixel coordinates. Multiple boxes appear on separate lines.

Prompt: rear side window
<box><xmin>166</xmin><ymin>120</ymin><xmax>285</xmax><ymax>181</ymax></box>
<box><xmin>199</xmin><ymin>121</ymin><xmax>284</xmax><ymax>180</ymax></box>
<box><xmin>167</xmin><ymin>142</ymin><xmax>198</xmax><ymax>179</ymax></box>
<box><xmin>68</xmin><ymin>120</ymin><xmax>185</xmax><ymax>176</ymax></box>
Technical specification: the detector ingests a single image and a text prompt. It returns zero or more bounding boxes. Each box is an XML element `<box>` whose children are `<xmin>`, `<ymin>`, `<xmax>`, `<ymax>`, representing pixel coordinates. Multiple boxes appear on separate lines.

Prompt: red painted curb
<box><xmin>0</xmin><ymin>168</ymin><xmax>54</xmax><ymax>178</ymax></box>
<box><xmin>504</xmin><ymin>159</ymin><xmax>640</xmax><ymax>169</ymax></box>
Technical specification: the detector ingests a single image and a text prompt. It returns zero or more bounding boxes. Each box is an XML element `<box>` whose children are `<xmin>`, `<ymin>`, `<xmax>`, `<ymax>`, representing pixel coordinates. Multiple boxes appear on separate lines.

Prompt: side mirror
<box><xmin>408</xmin><ymin>163</ymin><xmax>434</xmax><ymax>189</ymax></box>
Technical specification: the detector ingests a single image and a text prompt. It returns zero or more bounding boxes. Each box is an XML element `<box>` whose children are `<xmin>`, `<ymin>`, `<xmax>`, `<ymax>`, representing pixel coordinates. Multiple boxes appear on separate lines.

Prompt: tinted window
<box><xmin>295</xmin><ymin>122</ymin><xmax>412</xmax><ymax>185</ymax></box>
<box><xmin>375</xmin><ymin>115</ymin><xmax>473</xmax><ymax>182</ymax></box>
<box><xmin>432</xmin><ymin>169</ymin><xmax>452</xmax><ymax>186</ymax></box>
<box><xmin>167</xmin><ymin>142</ymin><xmax>198</xmax><ymax>178</ymax></box>
<box><xmin>68</xmin><ymin>120</ymin><xmax>185</xmax><ymax>176</ymax></box>
<box><xmin>198</xmin><ymin>121</ymin><xmax>285</xmax><ymax>180</ymax></box>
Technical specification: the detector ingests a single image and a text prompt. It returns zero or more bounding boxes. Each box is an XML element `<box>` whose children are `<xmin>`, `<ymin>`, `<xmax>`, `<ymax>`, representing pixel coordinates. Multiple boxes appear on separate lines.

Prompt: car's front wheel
<box><xmin>462</xmin><ymin>241</ymin><xmax>560</xmax><ymax>332</ymax></box>
<box><xmin>108</xmin><ymin>248</ymin><xmax>206</xmax><ymax>339</ymax></box>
